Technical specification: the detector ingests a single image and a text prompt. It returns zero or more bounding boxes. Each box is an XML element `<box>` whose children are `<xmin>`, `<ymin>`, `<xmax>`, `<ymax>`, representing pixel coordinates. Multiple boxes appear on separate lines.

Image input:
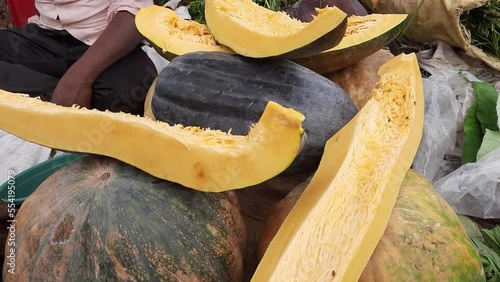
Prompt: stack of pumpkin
<box><xmin>0</xmin><ymin>0</ymin><xmax>485</xmax><ymax>281</ymax></box>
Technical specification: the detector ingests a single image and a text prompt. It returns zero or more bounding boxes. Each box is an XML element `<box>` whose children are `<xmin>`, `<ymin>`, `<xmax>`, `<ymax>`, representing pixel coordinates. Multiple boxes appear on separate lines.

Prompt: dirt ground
<box><xmin>0</xmin><ymin>0</ymin><xmax>13</xmax><ymax>30</ymax></box>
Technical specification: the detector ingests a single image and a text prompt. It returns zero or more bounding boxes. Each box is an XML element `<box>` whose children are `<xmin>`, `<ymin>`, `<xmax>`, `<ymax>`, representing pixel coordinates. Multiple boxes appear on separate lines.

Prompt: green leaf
<box><xmin>470</xmin><ymin>237</ymin><xmax>500</xmax><ymax>281</ymax></box>
<box><xmin>477</xmin><ymin>129</ymin><xmax>500</xmax><ymax>160</ymax></box>
<box><xmin>462</xmin><ymin>102</ymin><xmax>484</xmax><ymax>163</ymax></box>
<box><xmin>475</xmin><ymin>81</ymin><xmax>499</xmax><ymax>134</ymax></box>
<box><xmin>483</xmin><ymin>226</ymin><xmax>500</xmax><ymax>255</ymax></box>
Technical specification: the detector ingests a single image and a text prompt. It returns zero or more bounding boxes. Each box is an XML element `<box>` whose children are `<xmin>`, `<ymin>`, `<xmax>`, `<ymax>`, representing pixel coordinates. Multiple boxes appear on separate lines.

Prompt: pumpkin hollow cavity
<box><xmin>0</xmin><ymin>90</ymin><xmax>305</xmax><ymax>192</ymax></box>
<box><xmin>205</xmin><ymin>0</ymin><xmax>347</xmax><ymax>58</ymax></box>
<box><xmin>335</xmin><ymin>14</ymin><xmax>406</xmax><ymax>49</ymax></box>
<box><xmin>253</xmin><ymin>53</ymin><xmax>424</xmax><ymax>282</ymax></box>
<box><xmin>136</xmin><ymin>5</ymin><xmax>233</xmax><ymax>60</ymax></box>
<box><xmin>293</xmin><ymin>14</ymin><xmax>407</xmax><ymax>74</ymax></box>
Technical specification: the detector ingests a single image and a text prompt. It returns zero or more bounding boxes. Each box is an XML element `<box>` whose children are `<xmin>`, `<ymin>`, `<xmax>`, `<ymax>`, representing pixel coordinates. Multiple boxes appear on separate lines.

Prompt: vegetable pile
<box><xmin>0</xmin><ymin>0</ymin><xmax>498</xmax><ymax>281</ymax></box>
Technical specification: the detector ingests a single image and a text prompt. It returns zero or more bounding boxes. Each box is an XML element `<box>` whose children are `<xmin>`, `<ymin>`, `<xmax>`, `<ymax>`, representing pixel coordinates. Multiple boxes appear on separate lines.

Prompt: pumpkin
<box><xmin>328</xmin><ymin>49</ymin><xmax>395</xmax><ymax>110</ymax></box>
<box><xmin>143</xmin><ymin>77</ymin><xmax>156</xmax><ymax>119</ymax></box>
<box><xmin>135</xmin><ymin>5</ymin><xmax>234</xmax><ymax>61</ymax></box>
<box><xmin>2</xmin><ymin>155</ymin><xmax>246</xmax><ymax>282</ymax></box>
<box><xmin>458</xmin><ymin>214</ymin><xmax>485</xmax><ymax>243</ymax></box>
<box><xmin>292</xmin><ymin>13</ymin><xmax>407</xmax><ymax>75</ymax></box>
<box><xmin>257</xmin><ymin>170</ymin><xmax>485</xmax><ymax>281</ymax></box>
<box><xmin>252</xmin><ymin>53</ymin><xmax>425</xmax><ymax>281</ymax></box>
<box><xmin>204</xmin><ymin>0</ymin><xmax>348</xmax><ymax>58</ymax></box>
<box><xmin>148</xmin><ymin>51</ymin><xmax>358</xmax><ymax>175</ymax></box>
<box><xmin>0</xmin><ymin>90</ymin><xmax>305</xmax><ymax>192</ymax></box>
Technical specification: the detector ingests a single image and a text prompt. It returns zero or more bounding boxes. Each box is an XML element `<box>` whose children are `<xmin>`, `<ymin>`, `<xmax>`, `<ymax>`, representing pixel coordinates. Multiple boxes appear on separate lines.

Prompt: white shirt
<box><xmin>28</xmin><ymin>0</ymin><xmax>154</xmax><ymax>45</ymax></box>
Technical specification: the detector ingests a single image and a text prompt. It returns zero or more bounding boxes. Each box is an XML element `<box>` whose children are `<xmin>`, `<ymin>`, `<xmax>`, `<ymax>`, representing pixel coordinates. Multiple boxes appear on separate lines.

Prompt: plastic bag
<box><xmin>411</xmin><ymin>41</ymin><xmax>500</xmax><ymax>183</ymax></box>
<box><xmin>411</xmin><ymin>43</ymin><xmax>479</xmax><ymax>182</ymax></box>
<box><xmin>411</xmin><ymin>73</ymin><xmax>461</xmax><ymax>182</ymax></box>
<box><xmin>434</xmin><ymin>147</ymin><xmax>500</xmax><ymax>219</ymax></box>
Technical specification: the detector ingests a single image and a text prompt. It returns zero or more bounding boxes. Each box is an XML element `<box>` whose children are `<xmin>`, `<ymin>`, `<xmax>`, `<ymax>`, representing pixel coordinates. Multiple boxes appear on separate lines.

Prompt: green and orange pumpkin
<box><xmin>3</xmin><ymin>155</ymin><xmax>246</xmax><ymax>281</ymax></box>
<box><xmin>257</xmin><ymin>170</ymin><xmax>485</xmax><ymax>281</ymax></box>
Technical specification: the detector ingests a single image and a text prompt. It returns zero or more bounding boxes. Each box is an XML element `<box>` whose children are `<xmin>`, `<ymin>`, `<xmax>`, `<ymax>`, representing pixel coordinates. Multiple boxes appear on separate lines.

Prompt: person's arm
<box><xmin>51</xmin><ymin>11</ymin><xmax>143</xmax><ymax>108</ymax></box>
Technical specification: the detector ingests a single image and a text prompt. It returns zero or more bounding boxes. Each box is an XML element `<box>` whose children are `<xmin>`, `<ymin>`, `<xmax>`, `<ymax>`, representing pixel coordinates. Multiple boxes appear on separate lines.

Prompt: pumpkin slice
<box><xmin>257</xmin><ymin>169</ymin><xmax>485</xmax><ymax>281</ymax></box>
<box><xmin>293</xmin><ymin>14</ymin><xmax>407</xmax><ymax>75</ymax></box>
<box><xmin>252</xmin><ymin>53</ymin><xmax>424</xmax><ymax>281</ymax></box>
<box><xmin>205</xmin><ymin>0</ymin><xmax>347</xmax><ymax>59</ymax></box>
<box><xmin>0</xmin><ymin>90</ymin><xmax>305</xmax><ymax>192</ymax></box>
<box><xmin>148</xmin><ymin>51</ymin><xmax>358</xmax><ymax>176</ymax></box>
<box><xmin>135</xmin><ymin>5</ymin><xmax>234</xmax><ymax>61</ymax></box>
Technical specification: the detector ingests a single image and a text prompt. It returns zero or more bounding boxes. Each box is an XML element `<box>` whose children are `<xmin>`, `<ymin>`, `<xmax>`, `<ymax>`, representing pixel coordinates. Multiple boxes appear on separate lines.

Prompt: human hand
<box><xmin>51</xmin><ymin>66</ymin><xmax>93</xmax><ymax>108</ymax></box>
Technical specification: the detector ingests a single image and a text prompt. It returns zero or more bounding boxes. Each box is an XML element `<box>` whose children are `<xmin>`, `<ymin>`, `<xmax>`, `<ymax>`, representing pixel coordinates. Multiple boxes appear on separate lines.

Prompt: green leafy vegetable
<box><xmin>463</xmin><ymin>102</ymin><xmax>484</xmax><ymax>163</ymax></box>
<box><xmin>472</xmin><ymin>226</ymin><xmax>500</xmax><ymax>281</ymax></box>
<box><xmin>461</xmin><ymin>0</ymin><xmax>500</xmax><ymax>58</ymax></box>
<box><xmin>477</xmin><ymin>129</ymin><xmax>500</xmax><ymax>160</ymax></box>
<box><xmin>461</xmin><ymin>74</ymin><xmax>500</xmax><ymax>164</ymax></box>
<box><xmin>189</xmin><ymin>0</ymin><xmax>206</xmax><ymax>24</ymax></box>
<box><xmin>181</xmin><ymin>0</ymin><xmax>297</xmax><ymax>24</ymax></box>
<box><xmin>471</xmin><ymin>236</ymin><xmax>500</xmax><ymax>282</ymax></box>
<box><xmin>475</xmin><ymin>81</ymin><xmax>499</xmax><ymax>134</ymax></box>
<box><xmin>484</xmin><ymin>227</ymin><xmax>500</xmax><ymax>255</ymax></box>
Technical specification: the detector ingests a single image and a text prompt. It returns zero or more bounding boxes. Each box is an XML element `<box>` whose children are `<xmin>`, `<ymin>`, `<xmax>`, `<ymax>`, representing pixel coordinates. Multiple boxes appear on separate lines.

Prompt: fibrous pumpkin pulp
<box><xmin>135</xmin><ymin>5</ymin><xmax>234</xmax><ymax>61</ymax></box>
<box><xmin>135</xmin><ymin>4</ymin><xmax>406</xmax><ymax>72</ymax></box>
<box><xmin>292</xmin><ymin>13</ymin><xmax>407</xmax><ymax>75</ymax></box>
<box><xmin>258</xmin><ymin>170</ymin><xmax>485</xmax><ymax>282</ymax></box>
<box><xmin>204</xmin><ymin>0</ymin><xmax>348</xmax><ymax>58</ymax></box>
<box><xmin>253</xmin><ymin>53</ymin><xmax>425</xmax><ymax>281</ymax></box>
<box><xmin>0</xmin><ymin>90</ymin><xmax>305</xmax><ymax>192</ymax></box>
<box><xmin>147</xmin><ymin>51</ymin><xmax>358</xmax><ymax>175</ymax></box>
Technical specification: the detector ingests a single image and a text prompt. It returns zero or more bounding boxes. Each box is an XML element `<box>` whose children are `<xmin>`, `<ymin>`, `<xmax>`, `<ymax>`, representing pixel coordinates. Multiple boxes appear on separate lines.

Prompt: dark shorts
<box><xmin>0</xmin><ymin>24</ymin><xmax>157</xmax><ymax>115</ymax></box>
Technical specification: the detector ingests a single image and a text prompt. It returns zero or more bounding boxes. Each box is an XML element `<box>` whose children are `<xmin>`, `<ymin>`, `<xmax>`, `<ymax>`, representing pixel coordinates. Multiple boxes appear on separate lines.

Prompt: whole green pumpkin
<box><xmin>150</xmin><ymin>51</ymin><xmax>358</xmax><ymax>175</ymax></box>
<box><xmin>3</xmin><ymin>155</ymin><xmax>246</xmax><ymax>282</ymax></box>
<box><xmin>257</xmin><ymin>170</ymin><xmax>485</xmax><ymax>281</ymax></box>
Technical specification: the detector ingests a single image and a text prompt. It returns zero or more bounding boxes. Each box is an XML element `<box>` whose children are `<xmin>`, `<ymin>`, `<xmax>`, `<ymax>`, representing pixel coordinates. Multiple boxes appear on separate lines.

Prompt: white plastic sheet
<box><xmin>434</xmin><ymin>147</ymin><xmax>500</xmax><ymax>219</ymax></box>
<box><xmin>412</xmin><ymin>42</ymin><xmax>482</xmax><ymax>182</ymax></box>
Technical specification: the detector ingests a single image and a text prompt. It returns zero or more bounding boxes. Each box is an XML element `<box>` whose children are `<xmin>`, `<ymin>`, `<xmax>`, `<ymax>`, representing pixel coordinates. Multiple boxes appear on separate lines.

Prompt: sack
<box><xmin>360</xmin><ymin>0</ymin><xmax>500</xmax><ymax>71</ymax></box>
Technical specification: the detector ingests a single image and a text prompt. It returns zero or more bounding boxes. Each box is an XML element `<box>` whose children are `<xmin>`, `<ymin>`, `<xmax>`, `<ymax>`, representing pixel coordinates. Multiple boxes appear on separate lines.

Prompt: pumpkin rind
<box><xmin>293</xmin><ymin>14</ymin><xmax>407</xmax><ymax>75</ymax></box>
<box><xmin>150</xmin><ymin>51</ymin><xmax>358</xmax><ymax>175</ymax></box>
<box><xmin>2</xmin><ymin>156</ymin><xmax>246</xmax><ymax>282</ymax></box>
<box><xmin>135</xmin><ymin>5</ymin><xmax>234</xmax><ymax>61</ymax></box>
<box><xmin>252</xmin><ymin>53</ymin><xmax>425</xmax><ymax>281</ymax></box>
<box><xmin>0</xmin><ymin>89</ymin><xmax>305</xmax><ymax>192</ymax></box>
<box><xmin>257</xmin><ymin>170</ymin><xmax>485</xmax><ymax>282</ymax></box>
<box><xmin>359</xmin><ymin>170</ymin><xmax>485</xmax><ymax>282</ymax></box>
<box><xmin>205</xmin><ymin>0</ymin><xmax>347</xmax><ymax>58</ymax></box>
<box><xmin>143</xmin><ymin>76</ymin><xmax>156</xmax><ymax>118</ymax></box>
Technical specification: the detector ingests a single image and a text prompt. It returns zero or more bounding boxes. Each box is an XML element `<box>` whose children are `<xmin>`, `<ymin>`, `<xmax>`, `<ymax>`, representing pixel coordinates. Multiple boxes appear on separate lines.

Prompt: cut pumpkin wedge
<box><xmin>135</xmin><ymin>5</ymin><xmax>234</xmax><ymax>61</ymax></box>
<box><xmin>293</xmin><ymin>14</ymin><xmax>408</xmax><ymax>75</ymax></box>
<box><xmin>205</xmin><ymin>0</ymin><xmax>348</xmax><ymax>58</ymax></box>
<box><xmin>252</xmin><ymin>53</ymin><xmax>424</xmax><ymax>281</ymax></box>
<box><xmin>0</xmin><ymin>90</ymin><xmax>305</xmax><ymax>192</ymax></box>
